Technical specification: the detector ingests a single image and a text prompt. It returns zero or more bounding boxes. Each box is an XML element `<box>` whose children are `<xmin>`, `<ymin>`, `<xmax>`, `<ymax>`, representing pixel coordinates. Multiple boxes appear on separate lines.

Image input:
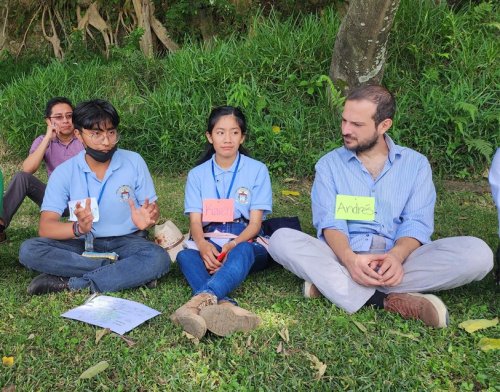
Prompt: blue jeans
<box><xmin>177</xmin><ymin>223</ymin><xmax>270</xmax><ymax>301</ymax></box>
<box><xmin>19</xmin><ymin>234</ymin><xmax>170</xmax><ymax>293</ymax></box>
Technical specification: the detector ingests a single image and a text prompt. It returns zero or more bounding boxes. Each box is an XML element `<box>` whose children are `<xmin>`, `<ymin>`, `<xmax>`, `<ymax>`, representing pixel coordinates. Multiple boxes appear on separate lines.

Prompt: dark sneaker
<box><xmin>145</xmin><ymin>279</ymin><xmax>158</xmax><ymax>289</ymax></box>
<box><xmin>27</xmin><ymin>274</ymin><xmax>70</xmax><ymax>295</ymax></box>
<box><xmin>303</xmin><ymin>281</ymin><xmax>322</xmax><ymax>299</ymax></box>
<box><xmin>0</xmin><ymin>231</ymin><xmax>6</xmax><ymax>244</ymax></box>
<box><xmin>200</xmin><ymin>301</ymin><xmax>261</xmax><ymax>336</ymax></box>
<box><xmin>384</xmin><ymin>293</ymin><xmax>449</xmax><ymax>328</ymax></box>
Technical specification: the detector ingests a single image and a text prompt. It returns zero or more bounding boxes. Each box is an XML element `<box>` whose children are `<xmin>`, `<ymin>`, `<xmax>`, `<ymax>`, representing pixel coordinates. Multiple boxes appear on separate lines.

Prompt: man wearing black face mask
<box><xmin>19</xmin><ymin>99</ymin><xmax>170</xmax><ymax>295</ymax></box>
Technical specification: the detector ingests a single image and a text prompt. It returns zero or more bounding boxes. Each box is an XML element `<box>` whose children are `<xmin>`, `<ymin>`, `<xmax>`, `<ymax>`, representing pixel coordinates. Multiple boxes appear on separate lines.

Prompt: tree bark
<box><xmin>329</xmin><ymin>0</ymin><xmax>400</xmax><ymax>95</ymax></box>
<box><xmin>0</xmin><ymin>2</ymin><xmax>8</xmax><ymax>51</ymax></box>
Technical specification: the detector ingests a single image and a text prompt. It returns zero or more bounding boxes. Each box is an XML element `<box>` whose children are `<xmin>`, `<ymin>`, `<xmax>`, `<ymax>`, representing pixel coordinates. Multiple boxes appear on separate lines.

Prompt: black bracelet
<box><xmin>73</xmin><ymin>221</ymin><xmax>81</xmax><ymax>237</ymax></box>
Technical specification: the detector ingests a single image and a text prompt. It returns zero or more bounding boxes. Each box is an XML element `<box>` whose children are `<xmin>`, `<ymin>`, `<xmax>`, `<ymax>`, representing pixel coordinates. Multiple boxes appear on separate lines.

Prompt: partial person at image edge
<box><xmin>488</xmin><ymin>148</ymin><xmax>500</xmax><ymax>287</ymax></box>
<box><xmin>0</xmin><ymin>97</ymin><xmax>84</xmax><ymax>243</ymax></box>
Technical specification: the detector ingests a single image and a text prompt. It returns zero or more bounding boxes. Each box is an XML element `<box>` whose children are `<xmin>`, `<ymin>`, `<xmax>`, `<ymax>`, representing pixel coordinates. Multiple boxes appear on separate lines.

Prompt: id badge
<box><xmin>68</xmin><ymin>197</ymin><xmax>100</xmax><ymax>222</ymax></box>
<box><xmin>202</xmin><ymin>199</ymin><xmax>234</xmax><ymax>223</ymax></box>
<box><xmin>335</xmin><ymin>195</ymin><xmax>375</xmax><ymax>221</ymax></box>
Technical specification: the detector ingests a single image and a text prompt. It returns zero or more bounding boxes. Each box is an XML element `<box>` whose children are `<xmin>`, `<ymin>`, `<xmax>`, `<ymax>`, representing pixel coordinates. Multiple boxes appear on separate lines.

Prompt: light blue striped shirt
<box><xmin>312</xmin><ymin>135</ymin><xmax>435</xmax><ymax>252</ymax></box>
<box><xmin>489</xmin><ymin>148</ymin><xmax>500</xmax><ymax>236</ymax></box>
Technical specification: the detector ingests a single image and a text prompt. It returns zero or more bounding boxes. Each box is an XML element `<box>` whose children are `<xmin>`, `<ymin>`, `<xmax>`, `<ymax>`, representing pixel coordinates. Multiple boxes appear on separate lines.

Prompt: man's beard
<box><xmin>344</xmin><ymin>133</ymin><xmax>379</xmax><ymax>153</ymax></box>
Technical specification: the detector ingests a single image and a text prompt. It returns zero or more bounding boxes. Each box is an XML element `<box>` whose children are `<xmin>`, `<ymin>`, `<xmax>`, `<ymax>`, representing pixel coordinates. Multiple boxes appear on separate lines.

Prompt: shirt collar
<box><xmin>339</xmin><ymin>134</ymin><xmax>402</xmax><ymax>164</ymax></box>
<box><xmin>77</xmin><ymin>149</ymin><xmax>122</xmax><ymax>175</ymax></box>
<box><xmin>211</xmin><ymin>152</ymin><xmax>243</xmax><ymax>175</ymax></box>
<box><xmin>53</xmin><ymin>135</ymin><xmax>77</xmax><ymax>146</ymax></box>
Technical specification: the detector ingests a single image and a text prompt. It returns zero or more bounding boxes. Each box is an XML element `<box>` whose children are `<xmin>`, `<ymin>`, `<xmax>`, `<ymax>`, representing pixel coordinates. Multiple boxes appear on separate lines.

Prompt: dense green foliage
<box><xmin>0</xmin><ymin>1</ymin><xmax>498</xmax><ymax>177</ymax></box>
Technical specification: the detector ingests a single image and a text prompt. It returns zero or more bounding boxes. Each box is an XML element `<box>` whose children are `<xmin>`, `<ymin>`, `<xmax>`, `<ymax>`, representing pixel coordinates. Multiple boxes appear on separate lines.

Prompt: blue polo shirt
<box><xmin>489</xmin><ymin>148</ymin><xmax>500</xmax><ymax>236</ymax></box>
<box><xmin>42</xmin><ymin>149</ymin><xmax>157</xmax><ymax>238</ymax></box>
<box><xmin>184</xmin><ymin>153</ymin><xmax>272</xmax><ymax>224</ymax></box>
<box><xmin>312</xmin><ymin>135</ymin><xmax>435</xmax><ymax>251</ymax></box>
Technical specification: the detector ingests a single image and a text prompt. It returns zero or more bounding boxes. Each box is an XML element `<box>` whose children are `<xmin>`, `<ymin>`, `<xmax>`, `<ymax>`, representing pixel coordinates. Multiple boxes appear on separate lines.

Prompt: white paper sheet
<box><xmin>61</xmin><ymin>295</ymin><xmax>161</xmax><ymax>335</ymax></box>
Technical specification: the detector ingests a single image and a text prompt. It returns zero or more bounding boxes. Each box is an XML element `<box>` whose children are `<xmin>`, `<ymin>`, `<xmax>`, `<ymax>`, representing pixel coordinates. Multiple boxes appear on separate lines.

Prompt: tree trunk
<box><xmin>329</xmin><ymin>0</ymin><xmax>400</xmax><ymax>95</ymax></box>
<box><xmin>132</xmin><ymin>0</ymin><xmax>154</xmax><ymax>57</ymax></box>
<box><xmin>0</xmin><ymin>2</ymin><xmax>8</xmax><ymax>51</ymax></box>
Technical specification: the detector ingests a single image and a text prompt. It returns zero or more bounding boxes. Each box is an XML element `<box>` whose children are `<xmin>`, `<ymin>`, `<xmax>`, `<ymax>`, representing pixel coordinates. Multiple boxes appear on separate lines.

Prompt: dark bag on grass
<box><xmin>262</xmin><ymin>216</ymin><xmax>302</xmax><ymax>236</ymax></box>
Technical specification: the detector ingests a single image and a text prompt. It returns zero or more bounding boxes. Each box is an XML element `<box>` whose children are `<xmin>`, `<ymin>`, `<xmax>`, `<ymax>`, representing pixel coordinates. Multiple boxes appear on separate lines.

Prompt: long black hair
<box><xmin>196</xmin><ymin>105</ymin><xmax>251</xmax><ymax>165</ymax></box>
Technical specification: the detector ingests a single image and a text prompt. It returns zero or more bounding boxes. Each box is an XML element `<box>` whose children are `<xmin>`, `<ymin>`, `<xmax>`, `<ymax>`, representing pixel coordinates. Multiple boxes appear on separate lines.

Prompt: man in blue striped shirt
<box><xmin>268</xmin><ymin>85</ymin><xmax>493</xmax><ymax>328</ymax></box>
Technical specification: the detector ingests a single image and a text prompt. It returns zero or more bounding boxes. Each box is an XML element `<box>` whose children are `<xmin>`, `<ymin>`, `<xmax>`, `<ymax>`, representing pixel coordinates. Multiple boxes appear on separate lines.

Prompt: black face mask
<box><xmin>85</xmin><ymin>145</ymin><xmax>117</xmax><ymax>163</ymax></box>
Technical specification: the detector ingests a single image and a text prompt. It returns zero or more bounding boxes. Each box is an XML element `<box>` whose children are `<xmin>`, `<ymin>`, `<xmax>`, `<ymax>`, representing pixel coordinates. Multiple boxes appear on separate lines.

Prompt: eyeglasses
<box><xmin>82</xmin><ymin>129</ymin><xmax>120</xmax><ymax>145</ymax></box>
<box><xmin>49</xmin><ymin>113</ymin><xmax>73</xmax><ymax>121</ymax></box>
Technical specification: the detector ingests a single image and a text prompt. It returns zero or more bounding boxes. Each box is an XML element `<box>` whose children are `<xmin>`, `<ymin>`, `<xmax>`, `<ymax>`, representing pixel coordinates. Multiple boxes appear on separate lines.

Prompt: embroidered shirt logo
<box><xmin>117</xmin><ymin>185</ymin><xmax>133</xmax><ymax>202</ymax></box>
<box><xmin>236</xmin><ymin>187</ymin><xmax>250</xmax><ymax>205</ymax></box>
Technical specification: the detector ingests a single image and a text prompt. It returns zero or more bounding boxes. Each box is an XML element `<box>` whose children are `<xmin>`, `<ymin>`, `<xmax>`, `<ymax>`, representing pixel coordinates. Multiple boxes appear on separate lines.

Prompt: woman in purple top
<box><xmin>0</xmin><ymin>97</ymin><xmax>84</xmax><ymax>242</ymax></box>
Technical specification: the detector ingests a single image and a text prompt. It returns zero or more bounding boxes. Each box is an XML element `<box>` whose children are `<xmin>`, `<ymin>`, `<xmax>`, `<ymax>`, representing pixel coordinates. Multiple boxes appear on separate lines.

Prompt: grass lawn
<box><xmin>0</xmin><ymin>157</ymin><xmax>499</xmax><ymax>390</ymax></box>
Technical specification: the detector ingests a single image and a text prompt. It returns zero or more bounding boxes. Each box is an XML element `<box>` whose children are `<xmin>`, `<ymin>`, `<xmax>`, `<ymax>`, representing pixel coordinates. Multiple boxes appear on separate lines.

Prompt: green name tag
<box><xmin>335</xmin><ymin>195</ymin><xmax>375</xmax><ymax>221</ymax></box>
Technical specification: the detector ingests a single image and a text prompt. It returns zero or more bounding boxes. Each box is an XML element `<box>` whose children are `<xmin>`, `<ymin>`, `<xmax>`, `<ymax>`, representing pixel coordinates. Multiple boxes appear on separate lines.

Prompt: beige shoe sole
<box><xmin>177</xmin><ymin>314</ymin><xmax>207</xmax><ymax>339</ymax></box>
<box><xmin>200</xmin><ymin>305</ymin><xmax>261</xmax><ymax>336</ymax></box>
<box><xmin>408</xmin><ymin>293</ymin><xmax>449</xmax><ymax>328</ymax></box>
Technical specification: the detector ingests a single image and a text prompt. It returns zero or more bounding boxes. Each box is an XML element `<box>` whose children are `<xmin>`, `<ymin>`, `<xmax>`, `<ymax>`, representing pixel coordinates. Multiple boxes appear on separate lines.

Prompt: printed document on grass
<box><xmin>61</xmin><ymin>295</ymin><xmax>161</xmax><ymax>335</ymax></box>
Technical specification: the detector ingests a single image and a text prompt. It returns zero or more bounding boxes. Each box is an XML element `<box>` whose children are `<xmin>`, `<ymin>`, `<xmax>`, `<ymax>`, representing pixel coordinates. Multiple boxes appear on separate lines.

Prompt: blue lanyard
<box><xmin>211</xmin><ymin>153</ymin><xmax>241</xmax><ymax>199</ymax></box>
<box><xmin>84</xmin><ymin>172</ymin><xmax>107</xmax><ymax>206</ymax></box>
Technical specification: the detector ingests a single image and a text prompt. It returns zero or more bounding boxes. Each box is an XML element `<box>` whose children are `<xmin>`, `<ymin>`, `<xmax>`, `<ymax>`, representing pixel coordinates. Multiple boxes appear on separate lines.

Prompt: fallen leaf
<box><xmin>305</xmin><ymin>353</ymin><xmax>327</xmax><ymax>380</ymax></box>
<box><xmin>8</xmin><ymin>314</ymin><xmax>14</xmax><ymax>319</ymax></box>
<box><xmin>112</xmin><ymin>333</ymin><xmax>136</xmax><ymax>347</ymax></box>
<box><xmin>459</xmin><ymin>318</ymin><xmax>498</xmax><ymax>333</ymax></box>
<box><xmin>182</xmin><ymin>331</ymin><xmax>199</xmax><ymax>346</ymax></box>
<box><xmin>2</xmin><ymin>385</ymin><xmax>15</xmax><ymax>392</ymax></box>
<box><xmin>95</xmin><ymin>328</ymin><xmax>111</xmax><ymax>344</ymax></box>
<box><xmin>352</xmin><ymin>320</ymin><xmax>367</xmax><ymax>333</ymax></box>
<box><xmin>2</xmin><ymin>356</ymin><xmax>14</xmax><ymax>367</ymax></box>
<box><xmin>478</xmin><ymin>337</ymin><xmax>500</xmax><ymax>351</ymax></box>
<box><xmin>283</xmin><ymin>178</ymin><xmax>298</xmax><ymax>183</ymax></box>
<box><xmin>246</xmin><ymin>335</ymin><xmax>252</xmax><ymax>347</ymax></box>
<box><xmin>387</xmin><ymin>330</ymin><xmax>420</xmax><ymax>341</ymax></box>
<box><xmin>78</xmin><ymin>361</ymin><xmax>109</xmax><ymax>379</ymax></box>
<box><xmin>281</xmin><ymin>190</ymin><xmax>300</xmax><ymax>197</ymax></box>
<box><xmin>276</xmin><ymin>341</ymin><xmax>283</xmax><ymax>353</ymax></box>
<box><xmin>278</xmin><ymin>327</ymin><xmax>289</xmax><ymax>343</ymax></box>
<box><xmin>28</xmin><ymin>334</ymin><xmax>35</xmax><ymax>340</ymax></box>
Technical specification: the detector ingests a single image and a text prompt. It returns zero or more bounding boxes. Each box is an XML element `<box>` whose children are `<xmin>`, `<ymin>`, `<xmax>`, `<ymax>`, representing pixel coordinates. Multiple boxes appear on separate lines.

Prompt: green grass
<box><xmin>0</xmin><ymin>2</ymin><xmax>498</xmax><ymax>178</ymax></box>
<box><xmin>0</xmin><ymin>167</ymin><xmax>498</xmax><ymax>390</ymax></box>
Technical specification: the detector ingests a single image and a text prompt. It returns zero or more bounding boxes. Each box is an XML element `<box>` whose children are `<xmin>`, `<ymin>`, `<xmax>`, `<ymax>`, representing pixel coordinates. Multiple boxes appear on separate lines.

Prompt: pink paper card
<box><xmin>203</xmin><ymin>199</ymin><xmax>234</xmax><ymax>222</ymax></box>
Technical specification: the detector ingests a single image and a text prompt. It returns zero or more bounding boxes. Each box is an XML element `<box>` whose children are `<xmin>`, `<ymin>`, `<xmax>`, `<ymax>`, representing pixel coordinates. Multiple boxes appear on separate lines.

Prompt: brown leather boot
<box><xmin>384</xmin><ymin>293</ymin><xmax>448</xmax><ymax>328</ymax></box>
<box><xmin>199</xmin><ymin>301</ymin><xmax>261</xmax><ymax>336</ymax></box>
<box><xmin>303</xmin><ymin>281</ymin><xmax>322</xmax><ymax>298</ymax></box>
<box><xmin>170</xmin><ymin>293</ymin><xmax>217</xmax><ymax>339</ymax></box>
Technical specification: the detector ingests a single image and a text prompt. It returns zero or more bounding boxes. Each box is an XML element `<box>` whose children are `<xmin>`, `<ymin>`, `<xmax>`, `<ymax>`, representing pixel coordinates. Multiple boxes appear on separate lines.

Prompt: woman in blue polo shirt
<box><xmin>171</xmin><ymin>106</ymin><xmax>272</xmax><ymax>339</ymax></box>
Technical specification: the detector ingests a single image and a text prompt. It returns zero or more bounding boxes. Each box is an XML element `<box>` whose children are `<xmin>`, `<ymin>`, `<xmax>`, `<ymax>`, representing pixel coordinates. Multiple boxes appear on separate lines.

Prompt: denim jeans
<box><xmin>177</xmin><ymin>222</ymin><xmax>270</xmax><ymax>301</ymax></box>
<box><xmin>19</xmin><ymin>234</ymin><xmax>170</xmax><ymax>293</ymax></box>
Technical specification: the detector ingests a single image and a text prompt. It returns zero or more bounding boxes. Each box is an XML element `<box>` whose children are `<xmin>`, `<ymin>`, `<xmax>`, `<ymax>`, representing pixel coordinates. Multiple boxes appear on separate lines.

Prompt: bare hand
<box><xmin>129</xmin><ymin>198</ymin><xmax>156</xmax><ymax>230</ymax></box>
<box><xmin>74</xmin><ymin>198</ymin><xmax>93</xmax><ymax>234</ymax></box>
<box><xmin>345</xmin><ymin>253</ymin><xmax>386</xmax><ymax>287</ymax></box>
<box><xmin>377</xmin><ymin>253</ymin><xmax>404</xmax><ymax>286</ymax></box>
<box><xmin>145</xmin><ymin>201</ymin><xmax>159</xmax><ymax>224</ymax></box>
<box><xmin>209</xmin><ymin>240</ymin><xmax>237</xmax><ymax>273</ymax></box>
<box><xmin>45</xmin><ymin>121</ymin><xmax>58</xmax><ymax>141</ymax></box>
<box><xmin>198</xmin><ymin>240</ymin><xmax>222</xmax><ymax>274</ymax></box>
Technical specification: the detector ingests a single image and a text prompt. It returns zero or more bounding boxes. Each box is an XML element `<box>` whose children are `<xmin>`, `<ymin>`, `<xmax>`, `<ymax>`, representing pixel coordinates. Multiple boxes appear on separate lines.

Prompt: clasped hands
<box><xmin>199</xmin><ymin>240</ymin><xmax>236</xmax><ymax>275</ymax></box>
<box><xmin>345</xmin><ymin>252</ymin><xmax>404</xmax><ymax>287</ymax></box>
<box><xmin>74</xmin><ymin>197</ymin><xmax>159</xmax><ymax>234</ymax></box>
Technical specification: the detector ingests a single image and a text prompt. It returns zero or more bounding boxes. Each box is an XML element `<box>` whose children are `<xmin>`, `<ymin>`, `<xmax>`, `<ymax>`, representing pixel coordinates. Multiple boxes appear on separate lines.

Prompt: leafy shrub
<box><xmin>0</xmin><ymin>2</ymin><xmax>498</xmax><ymax>178</ymax></box>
